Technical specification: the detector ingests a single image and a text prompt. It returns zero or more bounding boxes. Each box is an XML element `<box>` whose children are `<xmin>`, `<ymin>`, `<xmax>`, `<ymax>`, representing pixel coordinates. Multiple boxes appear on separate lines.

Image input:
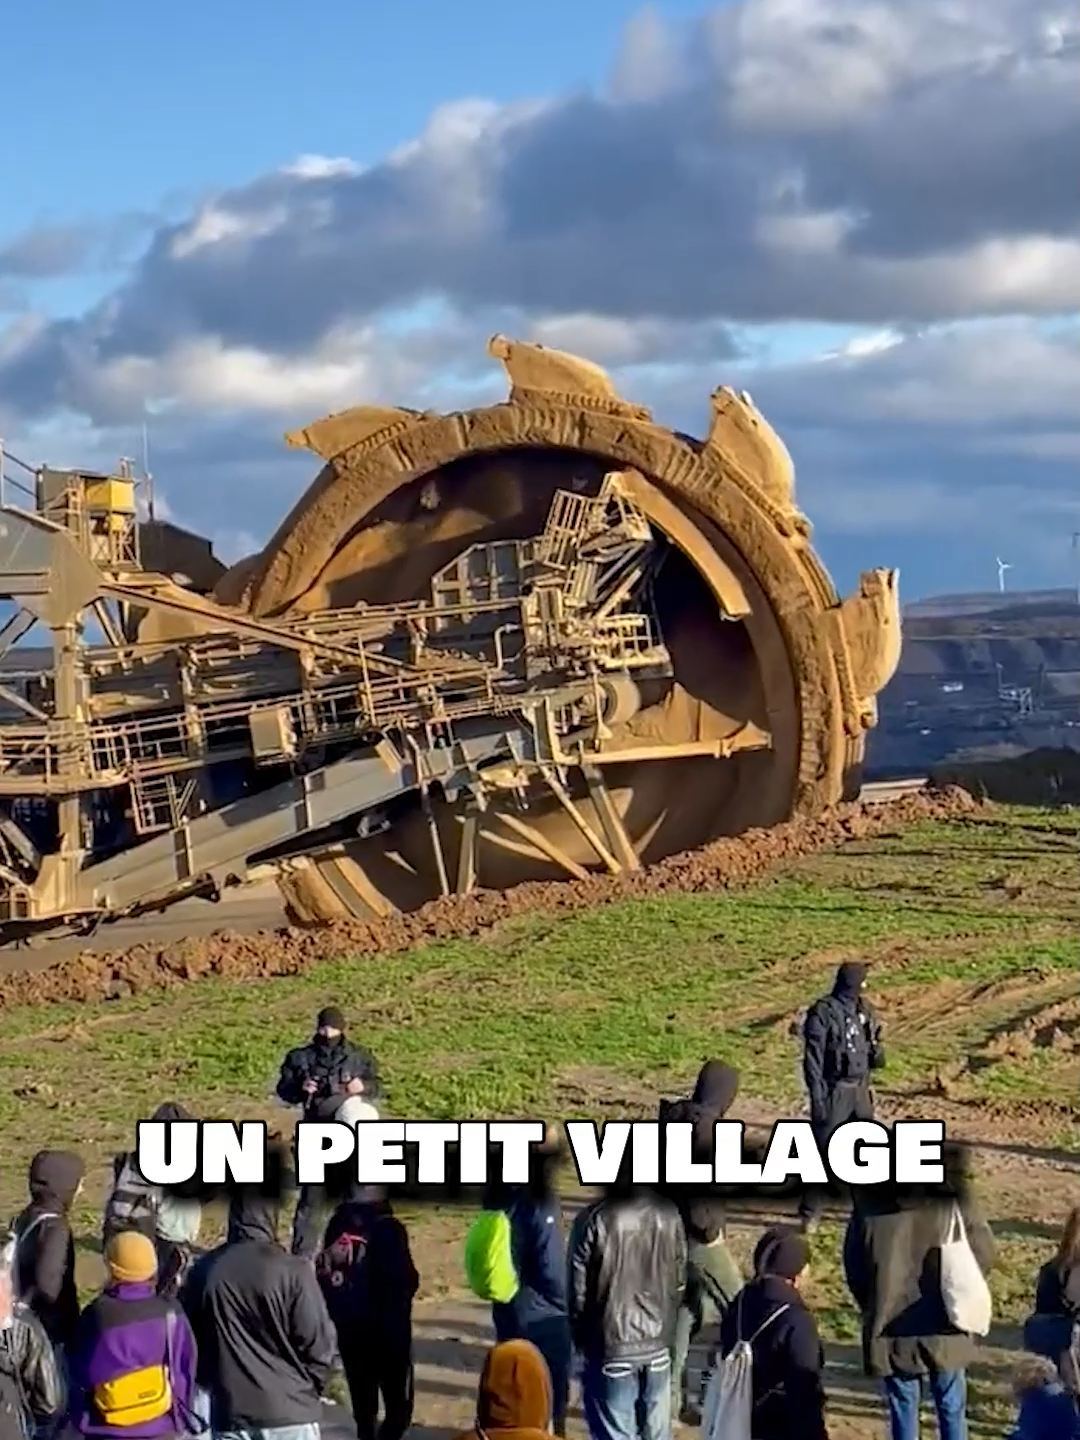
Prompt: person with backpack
<box><xmin>658</xmin><ymin>1060</ymin><xmax>744</xmax><ymax>1422</ymax></box>
<box><xmin>449</xmin><ymin>1339</ymin><xmax>554</xmax><ymax>1440</ymax></box>
<box><xmin>568</xmin><ymin>1155</ymin><xmax>686</xmax><ymax>1440</ymax></box>
<box><xmin>0</xmin><ymin>1251</ymin><xmax>65</xmax><ymax>1440</ymax></box>
<box><xmin>798</xmin><ymin>962</ymin><xmax>884</xmax><ymax>1232</ymax></box>
<box><xmin>11</xmin><ymin>1152</ymin><xmax>85</xmax><ymax>1356</ymax></box>
<box><xmin>180</xmin><ymin>1161</ymin><xmax>337</xmax><ymax>1440</ymax></box>
<box><xmin>275</xmin><ymin>1006</ymin><xmax>383</xmax><ymax>1258</ymax></box>
<box><xmin>711</xmin><ymin>1226</ymin><xmax>827</xmax><ymax>1440</ymax></box>
<box><xmin>104</xmin><ymin>1104</ymin><xmax>202</xmax><ymax>1302</ymax></box>
<box><xmin>66</xmin><ymin>1231</ymin><xmax>199</xmax><ymax>1440</ymax></box>
<box><xmin>1023</xmin><ymin>1206</ymin><xmax>1080</xmax><ymax>1397</ymax></box>
<box><xmin>316</xmin><ymin>1188</ymin><xmax>419</xmax><ymax>1440</ymax></box>
<box><xmin>465</xmin><ymin>1132</ymin><xmax>572</xmax><ymax>1435</ymax></box>
<box><xmin>842</xmin><ymin>1149</ymin><xmax>995</xmax><ymax>1440</ymax></box>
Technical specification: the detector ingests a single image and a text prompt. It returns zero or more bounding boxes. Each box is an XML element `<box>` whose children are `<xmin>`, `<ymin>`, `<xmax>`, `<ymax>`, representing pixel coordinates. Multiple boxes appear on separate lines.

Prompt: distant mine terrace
<box><xmin>866</xmin><ymin>587</ymin><xmax>1080</xmax><ymax>776</ymax></box>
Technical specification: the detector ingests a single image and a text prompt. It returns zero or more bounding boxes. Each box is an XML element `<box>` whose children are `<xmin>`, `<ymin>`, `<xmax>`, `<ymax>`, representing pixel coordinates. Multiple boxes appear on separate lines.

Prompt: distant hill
<box><xmin>903</xmin><ymin>587</ymin><xmax>1077</xmax><ymax>619</ymax></box>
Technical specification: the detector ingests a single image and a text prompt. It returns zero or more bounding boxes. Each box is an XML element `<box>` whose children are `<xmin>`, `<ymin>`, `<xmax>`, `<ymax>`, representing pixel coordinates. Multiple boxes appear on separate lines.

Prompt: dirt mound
<box><xmin>0</xmin><ymin>786</ymin><xmax>978</xmax><ymax>1012</ymax></box>
<box><xmin>933</xmin><ymin>747</ymin><xmax>1080</xmax><ymax>806</ymax></box>
<box><xmin>933</xmin><ymin>993</ymin><xmax>1080</xmax><ymax>1096</ymax></box>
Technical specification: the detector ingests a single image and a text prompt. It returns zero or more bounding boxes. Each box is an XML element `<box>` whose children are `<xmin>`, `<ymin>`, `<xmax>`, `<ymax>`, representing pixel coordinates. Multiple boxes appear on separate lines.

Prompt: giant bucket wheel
<box><xmin>211</xmin><ymin>337</ymin><xmax>901</xmax><ymax>922</ymax></box>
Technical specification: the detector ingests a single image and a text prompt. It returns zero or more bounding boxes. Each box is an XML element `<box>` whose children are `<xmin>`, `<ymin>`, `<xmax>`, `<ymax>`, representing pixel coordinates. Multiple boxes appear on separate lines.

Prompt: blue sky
<box><xmin>1</xmin><ymin>0</ymin><xmax>1077</xmax><ymax>601</ymax></box>
<box><xmin>6</xmin><ymin>0</ymin><xmax>706</xmax><ymax>231</ymax></box>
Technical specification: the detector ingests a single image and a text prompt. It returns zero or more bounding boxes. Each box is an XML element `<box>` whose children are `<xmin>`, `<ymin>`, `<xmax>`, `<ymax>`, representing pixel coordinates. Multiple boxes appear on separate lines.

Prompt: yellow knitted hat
<box><xmin>105</xmin><ymin>1231</ymin><xmax>158</xmax><ymax>1284</ymax></box>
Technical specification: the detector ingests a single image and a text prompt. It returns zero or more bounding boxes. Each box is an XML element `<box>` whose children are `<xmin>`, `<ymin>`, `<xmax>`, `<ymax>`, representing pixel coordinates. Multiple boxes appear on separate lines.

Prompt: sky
<box><xmin>2</xmin><ymin>0</ymin><xmax>1078</xmax><ymax>602</ymax></box>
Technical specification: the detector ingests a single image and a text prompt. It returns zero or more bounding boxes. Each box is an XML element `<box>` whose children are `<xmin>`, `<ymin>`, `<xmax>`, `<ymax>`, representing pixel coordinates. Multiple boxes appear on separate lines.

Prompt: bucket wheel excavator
<box><xmin>0</xmin><ymin>337</ymin><xmax>901</xmax><ymax>941</ymax></box>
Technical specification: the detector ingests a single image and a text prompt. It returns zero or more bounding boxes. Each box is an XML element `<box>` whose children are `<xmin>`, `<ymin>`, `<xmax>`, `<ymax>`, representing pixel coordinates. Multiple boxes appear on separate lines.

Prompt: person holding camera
<box><xmin>275</xmin><ymin>1006</ymin><xmax>382</xmax><ymax>1257</ymax></box>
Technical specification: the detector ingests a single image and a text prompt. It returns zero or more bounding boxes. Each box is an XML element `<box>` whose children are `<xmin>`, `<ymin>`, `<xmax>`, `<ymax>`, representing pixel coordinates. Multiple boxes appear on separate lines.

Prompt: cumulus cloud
<box><xmin>0</xmin><ymin>0</ymin><xmax>1076</xmax><ymax>596</ymax></box>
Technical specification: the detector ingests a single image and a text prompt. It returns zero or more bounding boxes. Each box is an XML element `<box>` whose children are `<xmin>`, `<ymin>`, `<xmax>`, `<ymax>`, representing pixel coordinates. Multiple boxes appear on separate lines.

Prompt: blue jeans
<box><xmin>581</xmin><ymin>1353</ymin><xmax>671</xmax><ymax>1440</ymax></box>
<box><xmin>215</xmin><ymin>1426</ymin><xmax>320</xmax><ymax>1440</ymax></box>
<box><xmin>883</xmin><ymin>1370</ymin><xmax>968</xmax><ymax>1440</ymax></box>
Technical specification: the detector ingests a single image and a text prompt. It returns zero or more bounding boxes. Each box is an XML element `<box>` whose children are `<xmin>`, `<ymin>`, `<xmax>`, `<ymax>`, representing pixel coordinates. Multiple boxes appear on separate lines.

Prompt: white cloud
<box><xmin>0</xmin><ymin>0</ymin><xmax>1076</xmax><ymax>598</ymax></box>
<box><xmin>281</xmin><ymin>154</ymin><xmax>362</xmax><ymax>180</ymax></box>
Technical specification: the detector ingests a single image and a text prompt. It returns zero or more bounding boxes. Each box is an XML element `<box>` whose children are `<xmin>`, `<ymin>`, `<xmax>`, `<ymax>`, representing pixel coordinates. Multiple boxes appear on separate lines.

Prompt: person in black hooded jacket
<box><xmin>798</xmin><ymin>962</ymin><xmax>884</xmax><ymax>1230</ymax></box>
<box><xmin>717</xmin><ymin>1225</ymin><xmax>828</xmax><ymax>1440</ymax></box>
<box><xmin>318</xmin><ymin>1188</ymin><xmax>420</xmax><ymax>1440</ymax></box>
<box><xmin>658</xmin><ymin>1060</ymin><xmax>744</xmax><ymax>1421</ymax></box>
<box><xmin>11</xmin><ymin>1150</ymin><xmax>85</xmax><ymax>1352</ymax></box>
<box><xmin>276</xmin><ymin>1005</ymin><xmax>382</xmax><ymax>1258</ymax></box>
<box><xmin>180</xmin><ymin>1151</ymin><xmax>337</xmax><ymax>1437</ymax></box>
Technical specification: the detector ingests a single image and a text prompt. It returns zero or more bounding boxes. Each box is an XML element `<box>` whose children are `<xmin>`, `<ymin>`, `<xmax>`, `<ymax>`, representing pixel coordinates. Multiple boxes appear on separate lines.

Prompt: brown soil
<box><xmin>0</xmin><ymin>786</ymin><xmax>978</xmax><ymax>1010</ymax></box>
<box><xmin>936</xmin><ymin>995</ymin><xmax>1080</xmax><ymax>1091</ymax></box>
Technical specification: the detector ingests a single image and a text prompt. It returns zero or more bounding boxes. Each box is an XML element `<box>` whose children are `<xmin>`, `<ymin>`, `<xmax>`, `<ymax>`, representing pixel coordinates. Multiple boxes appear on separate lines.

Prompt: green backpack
<box><xmin>464</xmin><ymin>1208</ymin><xmax>519</xmax><ymax>1304</ymax></box>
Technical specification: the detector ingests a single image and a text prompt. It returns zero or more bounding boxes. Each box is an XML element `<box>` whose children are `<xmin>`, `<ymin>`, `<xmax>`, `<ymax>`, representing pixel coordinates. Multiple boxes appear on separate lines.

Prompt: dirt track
<box><xmin>0</xmin><ymin>785</ymin><xmax>977</xmax><ymax>1009</ymax></box>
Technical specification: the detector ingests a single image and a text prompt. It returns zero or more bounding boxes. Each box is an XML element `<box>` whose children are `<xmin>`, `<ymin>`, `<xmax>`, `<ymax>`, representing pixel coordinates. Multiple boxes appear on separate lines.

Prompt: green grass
<box><xmin>0</xmin><ymin>804</ymin><xmax>1076</xmax><ymax>1437</ymax></box>
<box><xmin>0</xmin><ymin>808</ymin><xmax>1075</xmax><ymax>1167</ymax></box>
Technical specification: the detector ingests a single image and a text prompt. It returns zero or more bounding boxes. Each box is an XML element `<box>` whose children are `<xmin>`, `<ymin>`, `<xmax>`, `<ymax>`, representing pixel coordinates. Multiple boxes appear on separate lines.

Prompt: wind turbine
<box><xmin>996</xmin><ymin>557</ymin><xmax>1011</xmax><ymax>593</ymax></box>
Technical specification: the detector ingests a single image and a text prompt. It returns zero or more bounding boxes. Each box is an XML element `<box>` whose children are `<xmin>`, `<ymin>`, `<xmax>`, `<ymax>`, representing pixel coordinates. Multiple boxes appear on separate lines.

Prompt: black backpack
<box><xmin>810</xmin><ymin>997</ymin><xmax>868</xmax><ymax>1082</ymax></box>
<box><xmin>315</xmin><ymin>1228</ymin><xmax>371</xmax><ymax>1323</ymax></box>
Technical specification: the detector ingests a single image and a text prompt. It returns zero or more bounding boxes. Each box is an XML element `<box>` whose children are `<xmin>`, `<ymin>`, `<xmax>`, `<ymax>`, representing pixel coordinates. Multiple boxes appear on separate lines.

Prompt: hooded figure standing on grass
<box><xmin>658</xmin><ymin>1060</ymin><xmax>745</xmax><ymax>1423</ymax></box>
<box><xmin>11</xmin><ymin>1151</ymin><xmax>85</xmax><ymax>1354</ymax></box>
<box><xmin>180</xmin><ymin>1151</ymin><xmax>338</xmax><ymax>1440</ymax></box>
<box><xmin>798</xmin><ymin>962</ymin><xmax>884</xmax><ymax>1232</ymax></box>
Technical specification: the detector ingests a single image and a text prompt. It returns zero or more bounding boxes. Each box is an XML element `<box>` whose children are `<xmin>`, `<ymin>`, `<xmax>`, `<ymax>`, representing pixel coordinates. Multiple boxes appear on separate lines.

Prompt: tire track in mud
<box><xmin>0</xmin><ymin>787</ymin><xmax>979</xmax><ymax>1011</ymax></box>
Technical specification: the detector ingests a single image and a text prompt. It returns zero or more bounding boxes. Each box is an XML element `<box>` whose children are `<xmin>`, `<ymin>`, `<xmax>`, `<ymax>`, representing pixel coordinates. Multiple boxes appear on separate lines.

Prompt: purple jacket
<box><xmin>68</xmin><ymin>1281</ymin><xmax>198</xmax><ymax>1438</ymax></box>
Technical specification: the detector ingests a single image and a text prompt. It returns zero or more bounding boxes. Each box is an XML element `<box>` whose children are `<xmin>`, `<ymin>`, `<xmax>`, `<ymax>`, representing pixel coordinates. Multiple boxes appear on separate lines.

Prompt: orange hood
<box><xmin>458</xmin><ymin>1340</ymin><xmax>552</xmax><ymax>1440</ymax></box>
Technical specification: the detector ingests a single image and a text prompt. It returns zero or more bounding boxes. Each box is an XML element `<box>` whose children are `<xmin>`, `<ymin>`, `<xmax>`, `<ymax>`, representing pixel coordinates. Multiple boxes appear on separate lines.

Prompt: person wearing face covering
<box><xmin>798</xmin><ymin>962</ymin><xmax>884</xmax><ymax>1232</ymax></box>
<box><xmin>276</xmin><ymin>1006</ymin><xmax>382</xmax><ymax>1258</ymax></box>
<box><xmin>658</xmin><ymin>1060</ymin><xmax>744</xmax><ymax>1422</ymax></box>
<box><xmin>716</xmin><ymin>1225</ymin><xmax>828</xmax><ymax>1440</ymax></box>
<box><xmin>11</xmin><ymin>1151</ymin><xmax>85</xmax><ymax>1353</ymax></box>
<box><xmin>450</xmin><ymin>1339</ymin><xmax>553</xmax><ymax>1440</ymax></box>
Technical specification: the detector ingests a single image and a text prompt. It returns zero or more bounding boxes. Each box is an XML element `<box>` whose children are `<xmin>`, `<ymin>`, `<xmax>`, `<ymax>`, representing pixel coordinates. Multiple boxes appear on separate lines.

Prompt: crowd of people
<box><xmin>0</xmin><ymin>978</ymin><xmax>1077</xmax><ymax>1440</ymax></box>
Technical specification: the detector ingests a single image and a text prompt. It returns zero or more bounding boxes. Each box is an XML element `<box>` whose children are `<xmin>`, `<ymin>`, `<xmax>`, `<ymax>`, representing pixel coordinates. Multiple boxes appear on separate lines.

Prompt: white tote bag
<box><xmin>939</xmin><ymin>1203</ymin><xmax>992</xmax><ymax>1337</ymax></box>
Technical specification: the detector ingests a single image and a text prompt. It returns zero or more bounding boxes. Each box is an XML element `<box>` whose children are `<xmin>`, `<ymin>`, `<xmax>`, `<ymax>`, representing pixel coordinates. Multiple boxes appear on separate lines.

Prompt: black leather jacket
<box><xmin>568</xmin><ymin>1192</ymin><xmax>687</xmax><ymax>1363</ymax></box>
<box><xmin>0</xmin><ymin>1305</ymin><xmax>66</xmax><ymax>1439</ymax></box>
<box><xmin>275</xmin><ymin>1035</ymin><xmax>382</xmax><ymax>1118</ymax></box>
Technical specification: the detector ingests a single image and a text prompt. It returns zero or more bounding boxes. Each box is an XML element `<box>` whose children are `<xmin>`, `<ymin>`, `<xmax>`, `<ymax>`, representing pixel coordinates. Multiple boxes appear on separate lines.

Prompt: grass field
<box><xmin>0</xmin><ymin>803</ymin><xmax>1076</xmax><ymax>1438</ymax></box>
